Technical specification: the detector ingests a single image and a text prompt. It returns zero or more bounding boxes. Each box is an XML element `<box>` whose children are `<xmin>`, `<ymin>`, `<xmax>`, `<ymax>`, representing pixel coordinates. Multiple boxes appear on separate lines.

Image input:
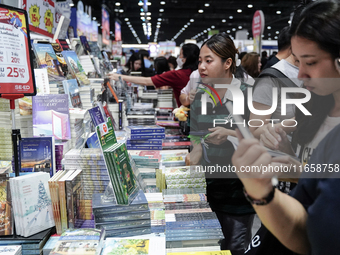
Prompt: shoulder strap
<box><xmin>258</xmin><ymin>68</ymin><xmax>298</xmax><ymax>88</ymax></box>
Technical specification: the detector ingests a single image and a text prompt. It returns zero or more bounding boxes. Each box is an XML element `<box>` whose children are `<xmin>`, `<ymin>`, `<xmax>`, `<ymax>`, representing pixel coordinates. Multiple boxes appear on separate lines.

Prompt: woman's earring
<box><xmin>335</xmin><ymin>58</ymin><xmax>340</xmax><ymax>74</ymax></box>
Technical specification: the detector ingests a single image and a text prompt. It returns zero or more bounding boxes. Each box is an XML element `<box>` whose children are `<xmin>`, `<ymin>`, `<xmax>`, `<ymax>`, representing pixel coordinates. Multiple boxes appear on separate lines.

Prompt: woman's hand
<box><xmin>260</xmin><ymin>124</ymin><xmax>295</xmax><ymax>155</ymax></box>
<box><xmin>107</xmin><ymin>73</ymin><xmax>121</xmax><ymax>81</ymax></box>
<box><xmin>232</xmin><ymin>129</ymin><xmax>274</xmax><ymax>199</ymax></box>
<box><xmin>205</xmin><ymin>127</ymin><xmax>234</xmax><ymax>145</ymax></box>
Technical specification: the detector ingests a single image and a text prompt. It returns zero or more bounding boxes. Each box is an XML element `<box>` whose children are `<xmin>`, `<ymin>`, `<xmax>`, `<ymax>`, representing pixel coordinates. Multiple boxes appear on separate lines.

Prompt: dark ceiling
<box><xmin>71</xmin><ymin>0</ymin><xmax>301</xmax><ymax>45</ymax></box>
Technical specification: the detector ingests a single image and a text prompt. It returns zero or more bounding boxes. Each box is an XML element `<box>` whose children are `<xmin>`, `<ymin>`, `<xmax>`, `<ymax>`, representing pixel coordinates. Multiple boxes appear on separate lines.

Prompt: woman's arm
<box><xmin>232</xmin><ymin>136</ymin><xmax>310</xmax><ymax>254</ymax></box>
<box><xmin>108</xmin><ymin>73</ymin><xmax>155</xmax><ymax>87</ymax></box>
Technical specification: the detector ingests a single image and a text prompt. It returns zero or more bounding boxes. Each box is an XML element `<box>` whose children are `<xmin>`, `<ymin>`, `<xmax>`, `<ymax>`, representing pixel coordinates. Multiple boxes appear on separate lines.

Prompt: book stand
<box><xmin>0</xmin><ymin>94</ymin><xmax>25</xmax><ymax>238</ymax></box>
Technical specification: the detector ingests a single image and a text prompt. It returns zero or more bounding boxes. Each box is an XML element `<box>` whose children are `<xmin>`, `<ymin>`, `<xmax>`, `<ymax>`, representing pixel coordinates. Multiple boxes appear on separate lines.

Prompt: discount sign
<box><xmin>0</xmin><ymin>5</ymin><xmax>36</xmax><ymax>95</ymax></box>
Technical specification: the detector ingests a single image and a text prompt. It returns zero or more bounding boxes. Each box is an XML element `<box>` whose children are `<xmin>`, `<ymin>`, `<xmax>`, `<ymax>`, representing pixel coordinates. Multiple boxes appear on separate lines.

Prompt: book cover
<box><xmin>0</xmin><ymin>245</ymin><xmax>21</xmax><ymax>254</ymax></box>
<box><xmin>127</xmin><ymin>139</ymin><xmax>163</xmax><ymax>146</ymax></box>
<box><xmin>96</xmin><ymin>117</ymin><xmax>117</xmax><ymax>151</ymax></box>
<box><xmin>127</xmin><ymin>145</ymin><xmax>163</xmax><ymax>151</ymax></box>
<box><xmin>56</xmin><ymin>39</ymin><xmax>70</xmax><ymax>51</ymax></box>
<box><xmin>79</xmin><ymin>35</ymin><xmax>92</xmax><ymax>55</ymax></box>
<box><xmin>11</xmin><ymin>173</ymin><xmax>54</xmax><ymax>237</ymax></box>
<box><xmin>62</xmin><ymin>79</ymin><xmax>82</xmax><ymax>108</ymax></box>
<box><xmin>0</xmin><ymin>175</ymin><xmax>12</xmax><ymax>236</ymax></box>
<box><xmin>49</xmin><ymin>228</ymin><xmax>105</xmax><ymax>255</ymax></box>
<box><xmin>34</xmin><ymin>69</ymin><xmax>50</xmax><ymax>95</ymax></box>
<box><xmin>32</xmin><ymin>43</ymin><xmax>65</xmax><ymax>83</ymax></box>
<box><xmin>129</xmin><ymin>134</ymin><xmax>166</xmax><ymax>140</ymax></box>
<box><xmin>62</xmin><ymin>51</ymin><xmax>90</xmax><ymax>86</ymax></box>
<box><xmin>126</xmin><ymin>126</ymin><xmax>165</xmax><ymax>134</ymax></box>
<box><xmin>88</xmin><ymin>106</ymin><xmax>106</xmax><ymax>126</ymax></box>
<box><xmin>86</xmin><ymin>132</ymin><xmax>100</xmax><ymax>148</ymax></box>
<box><xmin>51</xmin><ymin>43</ymin><xmax>68</xmax><ymax>76</ymax></box>
<box><xmin>88</xmin><ymin>41</ymin><xmax>103</xmax><ymax>60</ymax></box>
<box><xmin>19</xmin><ymin>137</ymin><xmax>55</xmax><ymax>177</ymax></box>
<box><xmin>33</xmin><ymin>94</ymin><xmax>71</xmax><ymax>140</ymax></box>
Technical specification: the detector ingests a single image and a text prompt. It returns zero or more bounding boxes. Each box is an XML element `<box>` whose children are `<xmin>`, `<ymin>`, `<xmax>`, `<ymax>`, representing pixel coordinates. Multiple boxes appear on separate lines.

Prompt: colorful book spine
<box><xmin>126</xmin><ymin>139</ymin><xmax>163</xmax><ymax>145</ymax></box>
<box><xmin>129</xmin><ymin>134</ymin><xmax>166</xmax><ymax>140</ymax></box>
<box><xmin>58</xmin><ymin>170</ymin><xmax>75</xmax><ymax>232</ymax></box>
<box><xmin>127</xmin><ymin>145</ymin><xmax>163</xmax><ymax>150</ymax></box>
<box><xmin>127</xmin><ymin>126</ymin><xmax>165</xmax><ymax>134</ymax></box>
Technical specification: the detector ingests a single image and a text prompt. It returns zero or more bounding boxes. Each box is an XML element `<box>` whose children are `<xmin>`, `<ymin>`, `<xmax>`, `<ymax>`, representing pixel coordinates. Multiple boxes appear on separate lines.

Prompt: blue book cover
<box><xmin>127</xmin><ymin>125</ymin><xmax>165</xmax><ymax>134</ymax></box>
<box><xmin>62</xmin><ymin>79</ymin><xmax>82</xmax><ymax>108</ymax></box>
<box><xmin>33</xmin><ymin>94</ymin><xmax>71</xmax><ymax>140</ymax></box>
<box><xmin>129</xmin><ymin>134</ymin><xmax>165</xmax><ymax>140</ymax></box>
<box><xmin>19</xmin><ymin>137</ymin><xmax>55</xmax><ymax>177</ymax></box>
<box><xmin>88</xmin><ymin>106</ymin><xmax>105</xmax><ymax>126</ymax></box>
<box><xmin>127</xmin><ymin>145</ymin><xmax>162</xmax><ymax>151</ymax></box>
<box><xmin>126</xmin><ymin>139</ymin><xmax>163</xmax><ymax>146</ymax></box>
<box><xmin>61</xmin><ymin>51</ymin><xmax>90</xmax><ymax>86</ymax></box>
<box><xmin>86</xmin><ymin>132</ymin><xmax>100</xmax><ymax>148</ymax></box>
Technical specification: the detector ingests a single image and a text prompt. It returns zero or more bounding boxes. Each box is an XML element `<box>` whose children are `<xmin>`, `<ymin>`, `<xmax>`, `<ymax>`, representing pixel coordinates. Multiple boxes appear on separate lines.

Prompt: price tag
<box><xmin>0</xmin><ymin>5</ymin><xmax>36</xmax><ymax>95</ymax></box>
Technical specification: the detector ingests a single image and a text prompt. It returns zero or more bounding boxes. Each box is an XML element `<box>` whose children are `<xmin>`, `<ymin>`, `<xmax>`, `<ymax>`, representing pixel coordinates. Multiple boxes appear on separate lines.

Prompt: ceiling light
<box><xmin>97</xmin><ymin>23</ymin><xmax>100</xmax><ymax>26</ymax></box>
<box><xmin>140</xmin><ymin>12</ymin><xmax>145</xmax><ymax>15</ymax></box>
<box><xmin>268</xmin><ymin>38</ymin><xmax>271</xmax><ymax>40</ymax></box>
<box><xmin>248</xmin><ymin>4</ymin><xmax>253</xmax><ymax>8</ymax></box>
<box><xmin>276</xmin><ymin>10</ymin><xmax>281</xmax><ymax>14</ymax></box>
<box><xmin>274</xmin><ymin>36</ymin><xmax>278</xmax><ymax>39</ymax></box>
<box><xmin>126</xmin><ymin>21</ymin><xmax>130</xmax><ymax>24</ymax></box>
<box><xmin>114</xmin><ymin>9</ymin><xmax>119</xmax><ymax>12</ymax></box>
<box><xmin>198</xmin><ymin>9</ymin><xmax>204</xmax><ymax>13</ymax></box>
<box><xmin>204</xmin><ymin>30</ymin><xmax>207</xmax><ymax>33</ymax></box>
<box><xmin>237</xmin><ymin>9</ymin><xmax>242</xmax><ymax>13</ymax></box>
<box><xmin>268</xmin><ymin>33</ymin><xmax>271</xmax><ymax>36</ymax></box>
<box><xmin>157</xmin><ymin>22</ymin><xmax>161</xmax><ymax>25</ymax></box>
<box><xmin>110</xmin><ymin>31</ymin><xmax>113</xmax><ymax>34</ymax></box>
<box><xmin>140</xmin><ymin>17</ymin><xmax>144</xmax><ymax>20</ymax></box>
<box><xmin>157</xmin><ymin>25</ymin><xmax>160</xmax><ymax>28</ymax></box>
<box><xmin>159</xmin><ymin>9</ymin><xmax>164</xmax><ymax>12</ymax></box>
<box><xmin>288</xmin><ymin>20</ymin><xmax>291</xmax><ymax>24</ymax></box>
<box><xmin>93</xmin><ymin>17</ymin><xmax>96</xmax><ymax>20</ymax></box>
<box><xmin>124</xmin><ymin>18</ymin><xmax>129</xmax><ymax>21</ymax></box>
<box><xmin>147</xmin><ymin>16</ymin><xmax>151</xmax><ymax>20</ymax></box>
<box><xmin>147</xmin><ymin>22</ymin><xmax>151</xmax><ymax>25</ymax></box>
<box><xmin>238</xmin><ymin>26</ymin><xmax>242</xmax><ymax>29</ymax></box>
<box><xmin>276</xmin><ymin>31</ymin><xmax>279</xmax><ymax>34</ymax></box>
<box><xmin>204</xmin><ymin>3</ymin><xmax>210</xmax><ymax>7</ymax></box>
<box><xmin>119</xmin><ymin>9</ymin><xmax>124</xmax><ymax>12</ymax></box>
<box><xmin>227</xmin><ymin>30</ymin><xmax>230</xmax><ymax>33</ymax></box>
<box><xmin>232</xmin><ymin>28</ymin><xmax>236</xmax><ymax>31</ymax></box>
<box><xmin>267</xmin><ymin>26</ymin><xmax>271</xmax><ymax>29</ymax></box>
<box><xmin>160</xmin><ymin>1</ymin><xmax>165</xmax><ymax>4</ymax></box>
<box><xmin>147</xmin><ymin>2</ymin><xmax>151</xmax><ymax>5</ymax></box>
<box><xmin>158</xmin><ymin>18</ymin><xmax>162</xmax><ymax>21</ymax></box>
<box><xmin>229</xmin><ymin>16</ymin><xmax>233</xmax><ymax>19</ymax></box>
<box><xmin>190</xmin><ymin>19</ymin><xmax>194</xmax><ymax>22</ymax></box>
<box><xmin>146</xmin><ymin>12</ymin><xmax>151</xmax><ymax>15</ymax></box>
<box><xmin>115</xmin><ymin>2</ymin><xmax>121</xmax><ymax>6</ymax></box>
<box><xmin>69</xmin><ymin>3</ymin><xmax>74</xmax><ymax>7</ymax></box>
<box><xmin>187</xmin><ymin>22</ymin><xmax>191</xmax><ymax>25</ymax></box>
<box><xmin>211</xmin><ymin>25</ymin><xmax>215</xmax><ymax>29</ymax></box>
<box><xmin>207</xmin><ymin>28</ymin><xmax>211</xmax><ymax>31</ymax></box>
<box><xmin>184</xmin><ymin>25</ymin><xmax>188</xmax><ymax>28</ymax></box>
<box><xmin>222</xmin><ymin>19</ymin><xmax>226</xmax><ymax>22</ymax></box>
<box><xmin>128</xmin><ymin>25</ymin><xmax>132</xmax><ymax>27</ymax></box>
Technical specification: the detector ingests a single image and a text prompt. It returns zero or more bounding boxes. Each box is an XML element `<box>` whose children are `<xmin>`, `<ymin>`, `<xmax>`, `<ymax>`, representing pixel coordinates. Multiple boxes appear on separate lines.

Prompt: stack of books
<box><xmin>145</xmin><ymin>192</ymin><xmax>166</xmax><ymax>233</ymax></box>
<box><xmin>62</xmin><ymin>148</ymin><xmax>110</xmax><ymax>227</ymax></box>
<box><xmin>127</xmin><ymin>108</ymin><xmax>156</xmax><ymax>126</ymax></box>
<box><xmin>161</xmin><ymin>151</ymin><xmax>188</xmax><ymax>168</ymax></box>
<box><xmin>69</xmin><ymin>108</ymin><xmax>86</xmax><ymax>148</ymax></box>
<box><xmin>42</xmin><ymin>236</ymin><xmax>59</xmax><ymax>255</ymax></box>
<box><xmin>126</xmin><ymin>126</ymin><xmax>165</xmax><ymax>151</ymax></box>
<box><xmin>15</xmin><ymin>114</ymin><xmax>33</xmax><ymax>138</ymax></box>
<box><xmin>0</xmin><ymin>228</ymin><xmax>53</xmax><ymax>255</ymax></box>
<box><xmin>93</xmin><ymin>190</ymin><xmax>152</xmax><ymax>238</ymax></box>
<box><xmin>55</xmin><ymin>140</ymin><xmax>71</xmax><ymax>172</ymax></box>
<box><xmin>79</xmin><ymin>85</ymin><xmax>95</xmax><ymax>110</ymax></box>
<box><xmin>157</xmin><ymin>89</ymin><xmax>174</xmax><ymax>108</ymax></box>
<box><xmin>89</xmin><ymin>78</ymin><xmax>104</xmax><ymax>96</ymax></box>
<box><xmin>10</xmin><ymin>172</ymin><xmax>55</xmax><ymax>237</ymax></box>
<box><xmin>163</xmin><ymin>166</ymin><xmax>206</xmax><ymax>189</ymax></box>
<box><xmin>163</xmin><ymin>188</ymin><xmax>224</xmax><ymax>247</ymax></box>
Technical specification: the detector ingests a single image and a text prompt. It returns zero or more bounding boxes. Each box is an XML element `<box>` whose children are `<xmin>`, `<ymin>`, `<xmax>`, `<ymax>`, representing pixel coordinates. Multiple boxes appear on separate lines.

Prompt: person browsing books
<box><xmin>186</xmin><ymin>32</ymin><xmax>254</xmax><ymax>255</ymax></box>
<box><xmin>108</xmin><ymin>43</ymin><xmax>199</xmax><ymax>107</ymax></box>
<box><xmin>232</xmin><ymin>1</ymin><xmax>340</xmax><ymax>254</ymax></box>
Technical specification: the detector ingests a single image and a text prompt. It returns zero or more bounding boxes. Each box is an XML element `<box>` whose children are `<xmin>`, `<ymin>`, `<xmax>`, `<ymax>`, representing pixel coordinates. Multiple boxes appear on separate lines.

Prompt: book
<box><xmin>32</xmin><ymin>43</ymin><xmax>65</xmax><ymax>83</ymax></box>
<box><xmin>0</xmin><ymin>174</ymin><xmax>12</xmax><ymax>236</ymax></box>
<box><xmin>127</xmin><ymin>139</ymin><xmax>163</xmax><ymax>146</ymax></box>
<box><xmin>88</xmin><ymin>106</ymin><xmax>106</xmax><ymax>126</ymax></box>
<box><xmin>53</xmin><ymin>15</ymin><xmax>71</xmax><ymax>42</ymax></box>
<box><xmin>19</xmin><ymin>137</ymin><xmax>55</xmax><ymax>177</ymax></box>
<box><xmin>62</xmin><ymin>51</ymin><xmax>90</xmax><ymax>85</ymax></box>
<box><xmin>33</xmin><ymin>94</ymin><xmax>71</xmax><ymax>140</ymax></box>
<box><xmin>18</xmin><ymin>97</ymin><xmax>32</xmax><ymax>116</ymax></box>
<box><xmin>10</xmin><ymin>173</ymin><xmax>54</xmax><ymax>237</ymax></box>
<box><xmin>62</xmin><ymin>79</ymin><xmax>82</xmax><ymax>108</ymax></box>
<box><xmin>34</xmin><ymin>69</ymin><xmax>50</xmax><ymax>95</ymax></box>
<box><xmin>86</xmin><ymin>132</ymin><xmax>100</xmax><ymax>148</ymax></box>
<box><xmin>0</xmin><ymin>245</ymin><xmax>21</xmax><ymax>255</ymax></box>
<box><xmin>126</xmin><ymin>126</ymin><xmax>165</xmax><ymax>134</ymax></box>
<box><xmin>79</xmin><ymin>35</ymin><xmax>92</xmax><ymax>55</ymax></box>
<box><xmin>102</xmin><ymin>234</ymin><xmax>165</xmax><ymax>255</ymax></box>
<box><xmin>51</xmin><ymin>43</ymin><xmax>68</xmax><ymax>76</ymax></box>
<box><xmin>56</xmin><ymin>39</ymin><xmax>70</xmax><ymax>51</ymax></box>
<box><xmin>127</xmin><ymin>145</ymin><xmax>163</xmax><ymax>150</ymax></box>
<box><xmin>58</xmin><ymin>170</ymin><xmax>75</xmax><ymax>232</ymax></box>
<box><xmin>49</xmin><ymin>228</ymin><xmax>105</xmax><ymax>255</ymax></box>
<box><xmin>128</xmin><ymin>134</ymin><xmax>166</xmax><ymax>140</ymax></box>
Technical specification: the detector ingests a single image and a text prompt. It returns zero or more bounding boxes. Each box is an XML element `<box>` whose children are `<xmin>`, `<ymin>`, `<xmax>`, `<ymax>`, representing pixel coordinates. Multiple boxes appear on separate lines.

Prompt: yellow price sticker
<box><xmin>44</xmin><ymin>9</ymin><xmax>53</xmax><ymax>34</ymax></box>
<box><xmin>28</xmin><ymin>4</ymin><xmax>40</xmax><ymax>27</ymax></box>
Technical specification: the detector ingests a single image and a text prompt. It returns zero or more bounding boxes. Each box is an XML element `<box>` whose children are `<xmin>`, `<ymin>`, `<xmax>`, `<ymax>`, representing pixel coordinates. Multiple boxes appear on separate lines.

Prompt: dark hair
<box><xmin>138</xmin><ymin>49</ymin><xmax>150</xmax><ymax>58</ymax></box>
<box><xmin>261</xmin><ymin>51</ymin><xmax>267</xmax><ymax>58</ymax></box>
<box><xmin>201</xmin><ymin>33</ymin><xmax>240</xmax><ymax>74</ymax></box>
<box><xmin>241</xmin><ymin>52</ymin><xmax>260</xmax><ymax>78</ymax></box>
<box><xmin>278</xmin><ymin>26</ymin><xmax>291</xmax><ymax>51</ymax></box>
<box><xmin>125</xmin><ymin>53</ymin><xmax>141</xmax><ymax>72</ymax></box>
<box><xmin>290</xmin><ymin>0</ymin><xmax>340</xmax><ymax>146</ymax></box>
<box><xmin>181</xmin><ymin>43</ymin><xmax>200</xmax><ymax>71</ymax></box>
<box><xmin>154</xmin><ymin>56</ymin><xmax>170</xmax><ymax>74</ymax></box>
<box><xmin>239</xmin><ymin>52</ymin><xmax>247</xmax><ymax>61</ymax></box>
<box><xmin>168</xmin><ymin>56</ymin><xmax>177</xmax><ymax>69</ymax></box>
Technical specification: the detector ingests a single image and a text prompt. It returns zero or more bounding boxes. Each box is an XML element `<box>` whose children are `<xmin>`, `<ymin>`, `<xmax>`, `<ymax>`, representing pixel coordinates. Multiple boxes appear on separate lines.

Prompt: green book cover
<box><xmin>96</xmin><ymin>117</ymin><xmax>117</xmax><ymax>150</ymax></box>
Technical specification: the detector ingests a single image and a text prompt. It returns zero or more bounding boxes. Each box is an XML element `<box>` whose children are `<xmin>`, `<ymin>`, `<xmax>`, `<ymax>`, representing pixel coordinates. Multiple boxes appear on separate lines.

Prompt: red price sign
<box><xmin>252</xmin><ymin>10</ymin><xmax>265</xmax><ymax>38</ymax></box>
<box><xmin>0</xmin><ymin>4</ymin><xmax>36</xmax><ymax>96</ymax></box>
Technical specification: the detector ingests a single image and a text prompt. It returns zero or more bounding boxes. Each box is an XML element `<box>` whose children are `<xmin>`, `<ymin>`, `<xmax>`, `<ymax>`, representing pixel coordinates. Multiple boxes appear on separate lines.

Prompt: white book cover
<box><xmin>0</xmin><ymin>245</ymin><xmax>22</xmax><ymax>255</ymax></box>
<box><xmin>34</xmin><ymin>69</ymin><xmax>50</xmax><ymax>95</ymax></box>
<box><xmin>15</xmin><ymin>173</ymin><xmax>54</xmax><ymax>237</ymax></box>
